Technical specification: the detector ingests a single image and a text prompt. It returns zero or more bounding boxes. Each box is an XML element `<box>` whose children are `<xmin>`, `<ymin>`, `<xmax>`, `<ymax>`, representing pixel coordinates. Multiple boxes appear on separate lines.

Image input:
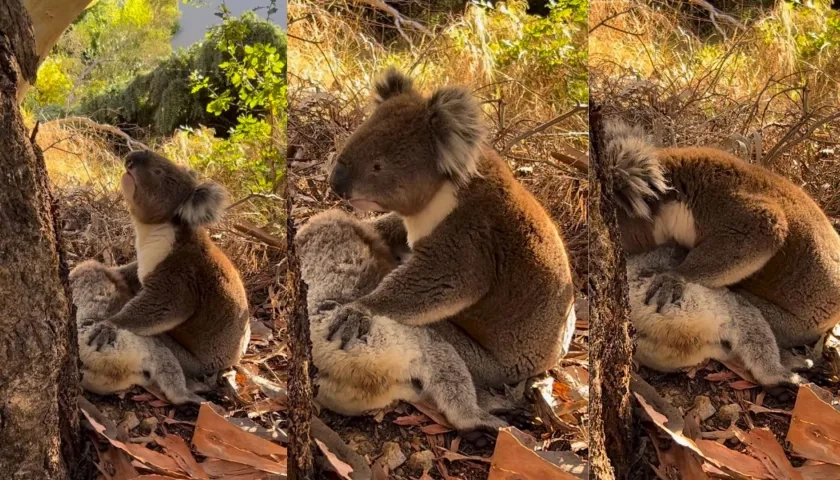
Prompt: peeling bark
<box><xmin>0</xmin><ymin>0</ymin><xmax>78</xmax><ymax>477</ymax></box>
<box><xmin>587</xmin><ymin>104</ymin><xmax>635</xmax><ymax>479</ymax></box>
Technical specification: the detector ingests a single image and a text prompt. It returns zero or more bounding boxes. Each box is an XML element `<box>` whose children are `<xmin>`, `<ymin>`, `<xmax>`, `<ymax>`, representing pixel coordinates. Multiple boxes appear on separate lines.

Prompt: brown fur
<box><xmin>100</xmin><ymin>150</ymin><xmax>250</xmax><ymax>376</ymax></box>
<box><xmin>616</xmin><ymin>139</ymin><xmax>840</xmax><ymax>348</ymax></box>
<box><xmin>326</xmin><ymin>69</ymin><xmax>576</xmax><ymax>387</ymax></box>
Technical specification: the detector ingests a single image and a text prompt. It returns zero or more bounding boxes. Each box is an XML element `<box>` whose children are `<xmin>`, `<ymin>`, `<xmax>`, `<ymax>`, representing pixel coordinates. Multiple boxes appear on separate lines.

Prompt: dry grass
<box><xmin>590</xmin><ymin>0</ymin><xmax>840</xmax><ymax>215</ymax></box>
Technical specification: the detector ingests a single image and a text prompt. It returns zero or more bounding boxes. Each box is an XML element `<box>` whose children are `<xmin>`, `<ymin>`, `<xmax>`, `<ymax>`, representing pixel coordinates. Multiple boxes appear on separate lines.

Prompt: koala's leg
<box><xmin>734</xmin><ymin>289</ymin><xmax>825</xmax><ymax>348</ymax></box>
<box><xmin>722</xmin><ymin>295</ymin><xmax>802</xmax><ymax>388</ymax></box>
<box><xmin>156</xmin><ymin>333</ymin><xmax>219</xmax><ymax>377</ymax></box>
<box><xmin>147</xmin><ymin>337</ymin><xmax>206</xmax><ymax>405</ymax></box>
<box><xmin>429</xmin><ymin>321</ymin><xmax>521</xmax><ymax>387</ymax></box>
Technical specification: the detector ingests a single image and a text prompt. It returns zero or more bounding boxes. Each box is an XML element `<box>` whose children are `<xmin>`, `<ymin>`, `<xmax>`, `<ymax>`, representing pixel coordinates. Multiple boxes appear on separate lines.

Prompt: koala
<box><xmin>296</xmin><ymin>210</ymin><xmax>508</xmax><ymax>432</ymax></box>
<box><xmin>627</xmin><ymin>245</ymin><xmax>804</xmax><ymax>387</ymax></box>
<box><xmin>85</xmin><ymin>150</ymin><xmax>250</xmax><ymax>386</ymax></box>
<box><xmin>71</xmin><ymin>260</ymin><xmax>207</xmax><ymax>404</ymax></box>
<box><xmin>325</xmin><ymin>68</ymin><xmax>576</xmax><ymax>388</ymax></box>
<box><xmin>606</xmin><ymin>119</ymin><xmax>840</xmax><ymax>378</ymax></box>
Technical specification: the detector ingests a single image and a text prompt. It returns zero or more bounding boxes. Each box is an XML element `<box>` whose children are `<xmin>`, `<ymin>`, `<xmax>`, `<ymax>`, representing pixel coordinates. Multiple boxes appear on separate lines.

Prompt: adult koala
<box><xmin>74</xmin><ymin>150</ymin><xmax>250</xmax><ymax>403</ymax></box>
<box><xmin>326</xmin><ymin>68</ymin><xmax>576</xmax><ymax>388</ymax></box>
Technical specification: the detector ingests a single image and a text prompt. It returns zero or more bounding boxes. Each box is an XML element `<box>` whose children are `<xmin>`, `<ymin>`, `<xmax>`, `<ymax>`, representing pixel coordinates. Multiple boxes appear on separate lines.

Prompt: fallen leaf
<box><xmin>394</xmin><ymin>414</ymin><xmax>430</xmax><ymax>426</ymax></box>
<box><xmin>728</xmin><ymin>380</ymin><xmax>759</xmax><ymax>390</ymax></box>
<box><xmin>149</xmin><ymin>400</ymin><xmax>170</xmax><ymax>408</ymax></box>
<box><xmin>747</xmin><ymin>403</ymin><xmax>792</xmax><ymax>416</ymax></box>
<box><xmin>98</xmin><ymin>446</ymin><xmax>140</xmax><ymax>480</ymax></box>
<box><xmin>787</xmin><ymin>384</ymin><xmax>840</xmax><ymax>466</ymax></box>
<box><xmin>420</xmin><ymin>424</ymin><xmax>453</xmax><ymax>435</ymax></box>
<box><xmin>80</xmin><ymin>407</ymin><xmax>186</xmax><ymax>478</ymax></box>
<box><xmin>737</xmin><ymin>428</ymin><xmax>803</xmax><ymax>480</ymax></box>
<box><xmin>488</xmin><ymin>427</ymin><xmax>585</xmax><ymax>479</ymax></box>
<box><xmin>154</xmin><ymin>434</ymin><xmax>208</xmax><ymax>480</ymax></box>
<box><xmin>797</xmin><ymin>463</ymin><xmax>840</xmax><ymax>480</ymax></box>
<box><xmin>199</xmin><ymin>458</ymin><xmax>267</xmax><ymax>479</ymax></box>
<box><xmin>705</xmin><ymin>371</ymin><xmax>738</xmax><ymax>382</ymax></box>
<box><xmin>246</xmin><ymin>398</ymin><xmax>286</xmax><ymax>417</ymax></box>
<box><xmin>315</xmin><ymin>438</ymin><xmax>354</xmax><ymax>480</ymax></box>
<box><xmin>192</xmin><ymin>403</ymin><xmax>287</xmax><ymax>474</ymax></box>
<box><xmin>720</xmin><ymin>358</ymin><xmax>759</xmax><ymax>385</ymax></box>
<box><xmin>439</xmin><ymin>450</ymin><xmax>491</xmax><ymax>463</ymax></box>
<box><xmin>410</xmin><ymin>401</ymin><xmax>454</xmax><ymax>429</ymax></box>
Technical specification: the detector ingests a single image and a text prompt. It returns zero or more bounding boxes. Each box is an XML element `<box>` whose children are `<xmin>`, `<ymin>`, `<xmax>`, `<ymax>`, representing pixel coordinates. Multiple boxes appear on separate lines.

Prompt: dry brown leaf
<box><xmin>199</xmin><ymin>458</ymin><xmax>267</xmax><ymax>479</ymax></box>
<box><xmin>315</xmin><ymin>438</ymin><xmax>354</xmax><ymax>480</ymax></box>
<box><xmin>154</xmin><ymin>434</ymin><xmax>208</xmax><ymax>480</ymax></box>
<box><xmin>438</xmin><ymin>450</ymin><xmax>491</xmax><ymax>463</ymax></box>
<box><xmin>728</xmin><ymin>380</ymin><xmax>759</xmax><ymax>390</ymax></box>
<box><xmin>737</xmin><ymin>428</ymin><xmax>803</xmax><ymax>480</ymax></box>
<box><xmin>98</xmin><ymin>446</ymin><xmax>141</xmax><ymax>480</ymax></box>
<box><xmin>797</xmin><ymin>463</ymin><xmax>840</xmax><ymax>480</ymax></box>
<box><xmin>705</xmin><ymin>371</ymin><xmax>738</xmax><ymax>382</ymax></box>
<box><xmin>648</xmin><ymin>428</ymin><xmax>710</xmax><ymax>480</ymax></box>
<box><xmin>787</xmin><ymin>384</ymin><xmax>840</xmax><ymax>466</ymax></box>
<box><xmin>420</xmin><ymin>424</ymin><xmax>453</xmax><ymax>435</ymax></box>
<box><xmin>411</xmin><ymin>401</ymin><xmax>454</xmax><ymax>429</ymax></box>
<box><xmin>634</xmin><ymin>392</ymin><xmax>773</xmax><ymax>479</ymax></box>
<box><xmin>81</xmin><ymin>407</ymin><xmax>187</xmax><ymax>478</ymax></box>
<box><xmin>246</xmin><ymin>398</ymin><xmax>286</xmax><ymax>417</ymax></box>
<box><xmin>192</xmin><ymin>403</ymin><xmax>287</xmax><ymax>475</ymax></box>
<box><xmin>747</xmin><ymin>403</ymin><xmax>792</xmax><ymax>416</ymax></box>
<box><xmin>488</xmin><ymin>428</ymin><xmax>584</xmax><ymax>480</ymax></box>
<box><xmin>720</xmin><ymin>358</ymin><xmax>760</xmax><ymax>385</ymax></box>
<box><xmin>393</xmin><ymin>414</ymin><xmax>430</xmax><ymax>426</ymax></box>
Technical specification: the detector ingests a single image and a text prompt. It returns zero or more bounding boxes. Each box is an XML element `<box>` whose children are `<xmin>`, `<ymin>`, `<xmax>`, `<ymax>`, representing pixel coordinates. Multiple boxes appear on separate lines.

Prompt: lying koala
<box><xmin>627</xmin><ymin>245</ymin><xmax>806</xmax><ymax>387</ymax></box>
<box><xmin>71</xmin><ymin>260</ymin><xmax>207</xmax><ymax>404</ymax></box>
<box><xmin>296</xmin><ymin>210</ymin><xmax>508</xmax><ymax>432</ymax></box>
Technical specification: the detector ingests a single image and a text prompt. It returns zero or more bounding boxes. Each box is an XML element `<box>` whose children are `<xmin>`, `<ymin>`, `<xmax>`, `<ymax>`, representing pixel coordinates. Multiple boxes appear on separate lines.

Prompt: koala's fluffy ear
<box><xmin>177</xmin><ymin>181</ymin><xmax>229</xmax><ymax>227</ymax></box>
<box><xmin>373</xmin><ymin>67</ymin><xmax>414</xmax><ymax>104</ymax></box>
<box><xmin>426</xmin><ymin>86</ymin><xmax>484</xmax><ymax>186</ymax></box>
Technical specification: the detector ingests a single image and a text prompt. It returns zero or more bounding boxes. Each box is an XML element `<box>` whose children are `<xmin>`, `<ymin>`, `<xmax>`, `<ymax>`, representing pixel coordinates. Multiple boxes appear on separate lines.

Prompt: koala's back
<box><xmin>661</xmin><ymin>148</ymin><xmax>840</xmax><ymax>324</ymax></box>
<box><xmin>157</xmin><ymin>230</ymin><xmax>249</xmax><ymax>370</ymax></box>
<box><xmin>423</xmin><ymin>149</ymin><xmax>575</xmax><ymax>368</ymax></box>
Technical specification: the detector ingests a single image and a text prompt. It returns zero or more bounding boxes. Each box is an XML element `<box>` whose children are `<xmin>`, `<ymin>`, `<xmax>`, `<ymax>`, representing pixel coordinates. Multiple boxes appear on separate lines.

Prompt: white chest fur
<box><xmin>653</xmin><ymin>201</ymin><xmax>697</xmax><ymax>248</ymax></box>
<box><xmin>402</xmin><ymin>182</ymin><xmax>458</xmax><ymax>248</ymax></box>
<box><xmin>134</xmin><ymin>222</ymin><xmax>176</xmax><ymax>283</ymax></box>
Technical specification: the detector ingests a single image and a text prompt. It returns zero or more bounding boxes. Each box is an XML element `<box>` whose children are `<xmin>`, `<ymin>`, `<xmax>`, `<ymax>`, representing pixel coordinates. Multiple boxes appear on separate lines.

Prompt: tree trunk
<box><xmin>17</xmin><ymin>0</ymin><xmax>93</xmax><ymax>101</ymax></box>
<box><xmin>284</xmin><ymin>151</ymin><xmax>315</xmax><ymax>479</ymax></box>
<box><xmin>0</xmin><ymin>1</ymin><xmax>79</xmax><ymax>478</ymax></box>
<box><xmin>587</xmin><ymin>104</ymin><xmax>635</xmax><ymax>479</ymax></box>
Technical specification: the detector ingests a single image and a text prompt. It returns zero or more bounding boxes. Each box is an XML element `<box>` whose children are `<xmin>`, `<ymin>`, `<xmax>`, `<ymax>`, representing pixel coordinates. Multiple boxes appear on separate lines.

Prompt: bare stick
<box><xmin>45</xmin><ymin>116</ymin><xmax>149</xmax><ymax>151</ymax></box>
<box><xmin>502</xmin><ymin>105</ymin><xmax>587</xmax><ymax>155</ymax></box>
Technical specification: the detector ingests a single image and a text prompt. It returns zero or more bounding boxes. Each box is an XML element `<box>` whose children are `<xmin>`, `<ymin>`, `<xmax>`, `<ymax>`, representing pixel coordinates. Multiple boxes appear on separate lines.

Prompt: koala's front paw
<box><xmin>645</xmin><ymin>272</ymin><xmax>686</xmax><ymax>312</ymax></box>
<box><xmin>326</xmin><ymin>304</ymin><xmax>371</xmax><ymax>349</ymax></box>
<box><xmin>87</xmin><ymin>322</ymin><xmax>118</xmax><ymax>351</ymax></box>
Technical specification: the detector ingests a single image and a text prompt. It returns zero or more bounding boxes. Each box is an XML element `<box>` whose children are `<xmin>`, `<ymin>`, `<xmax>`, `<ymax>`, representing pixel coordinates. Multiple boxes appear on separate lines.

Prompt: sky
<box><xmin>172</xmin><ymin>0</ymin><xmax>287</xmax><ymax>48</ymax></box>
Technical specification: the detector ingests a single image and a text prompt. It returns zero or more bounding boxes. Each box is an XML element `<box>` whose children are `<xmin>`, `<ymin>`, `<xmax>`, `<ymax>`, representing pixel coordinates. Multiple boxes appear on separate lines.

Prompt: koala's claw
<box><xmin>326</xmin><ymin>304</ymin><xmax>372</xmax><ymax>349</ymax></box>
<box><xmin>87</xmin><ymin>322</ymin><xmax>118</xmax><ymax>351</ymax></box>
<box><xmin>645</xmin><ymin>273</ymin><xmax>686</xmax><ymax>312</ymax></box>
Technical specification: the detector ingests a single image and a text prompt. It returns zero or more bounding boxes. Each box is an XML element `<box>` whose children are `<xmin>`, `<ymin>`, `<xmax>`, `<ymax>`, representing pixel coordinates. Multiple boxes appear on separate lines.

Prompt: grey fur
<box><xmin>626</xmin><ymin>246</ymin><xmax>804</xmax><ymax>388</ymax></box>
<box><xmin>71</xmin><ymin>260</ymin><xmax>206</xmax><ymax>404</ymax></box>
<box><xmin>373</xmin><ymin>67</ymin><xmax>414</xmax><ymax>104</ymax></box>
<box><xmin>177</xmin><ymin>181</ymin><xmax>229</xmax><ymax>227</ymax></box>
<box><xmin>603</xmin><ymin>118</ymin><xmax>669</xmax><ymax>220</ymax></box>
<box><xmin>427</xmin><ymin>87</ymin><xmax>485</xmax><ymax>186</ymax></box>
<box><xmin>297</xmin><ymin>210</ymin><xmax>508</xmax><ymax>432</ymax></box>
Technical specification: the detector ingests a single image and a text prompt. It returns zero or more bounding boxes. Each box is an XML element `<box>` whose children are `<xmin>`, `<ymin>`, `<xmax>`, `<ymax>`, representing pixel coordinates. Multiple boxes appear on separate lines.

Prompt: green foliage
<box><xmin>81</xmin><ymin>11</ymin><xmax>286</xmax><ymax>138</ymax></box>
<box><xmin>25</xmin><ymin>0</ymin><xmax>179</xmax><ymax>114</ymax></box>
<box><xmin>187</xmin><ymin>8</ymin><xmax>287</xmax><ymax>194</ymax></box>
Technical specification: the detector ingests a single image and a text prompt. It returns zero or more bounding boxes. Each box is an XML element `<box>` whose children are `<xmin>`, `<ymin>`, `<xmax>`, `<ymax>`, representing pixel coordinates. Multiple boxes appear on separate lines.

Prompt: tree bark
<box><xmin>0</xmin><ymin>1</ymin><xmax>79</xmax><ymax>478</ymax></box>
<box><xmin>284</xmin><ymin>151</ymin><xmax>315</xmax><ymax>479</ymax></box>
<box><xmin>17</xmin><ymin>0</ymin><xmax>93</xmax><ymax>101</ymax></box>
<box><xmin>587</xmin><ymin>104</ymin><xmax>635</xmax><ymax>479</ymax></box>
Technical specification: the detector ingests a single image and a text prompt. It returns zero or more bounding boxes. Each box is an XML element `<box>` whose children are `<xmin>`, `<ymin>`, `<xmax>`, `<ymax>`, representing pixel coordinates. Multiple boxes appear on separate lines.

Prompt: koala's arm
<box><xmin>112</xmin><ymin>262</ymin><xmax>142</xmax><ymax>294</ymax></box>
<box><xmin>354</xmin><ymin>236</ymin><xmax>491</xmax><ymax>326</ymax></box>
<box><xmin>369</xmin><ymin>213</ymin><xmax>408</xmax><ymax>253</ymax></box>
<box><xmin>671</xmin><ymin>194</ymin><xmax>788</xmax><ymax>288</ymax></box>
<box><xmin>107</xmin><ymin>275</ymin><xmax>196</xmax><ymax>336</ymax></box>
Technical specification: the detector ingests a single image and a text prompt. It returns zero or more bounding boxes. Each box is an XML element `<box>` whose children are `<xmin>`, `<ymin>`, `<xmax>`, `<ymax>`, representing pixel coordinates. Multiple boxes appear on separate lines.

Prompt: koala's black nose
<box><xmin>330</xmin><ymin>163</ymin><xmax>351</xmax><ymax>198</ymax></box>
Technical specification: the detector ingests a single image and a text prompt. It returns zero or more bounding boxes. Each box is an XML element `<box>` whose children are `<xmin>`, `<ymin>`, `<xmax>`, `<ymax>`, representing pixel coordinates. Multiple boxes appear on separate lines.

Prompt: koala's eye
<box><xmin>154</xmin><ymin>169</ymin><xmax>163</xmax><ymax>175</ymax></box>
<box><xmin>373</xmin><ymin>164</ymin><xmax>382</xmax><ymax>172</ymax></box>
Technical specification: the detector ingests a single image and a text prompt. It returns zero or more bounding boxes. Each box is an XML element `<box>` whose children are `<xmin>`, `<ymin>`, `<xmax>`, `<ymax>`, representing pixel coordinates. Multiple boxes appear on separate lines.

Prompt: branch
<box><xmin>354</xmin><ymin>0</ymin><xmax>431</xmax><ymax>46</ymax></box>
<box><xmin>502</xmin><ymin>105</ymin><xmax>587</xmax><ymax>155</ymax></box>
<box><xmin>688</xmin><ymin>0</ymin><xmax>743</xmax><ymax>39</ymax></box>
<box><xmin>45</xmin><ymin>116</ymin><xmax>149</xmax><ymax>151</ymax></box>
<box><xmin>232</xmin><ymin>221</ymin><xmax>285</xmax><ymax>250</ymax></box>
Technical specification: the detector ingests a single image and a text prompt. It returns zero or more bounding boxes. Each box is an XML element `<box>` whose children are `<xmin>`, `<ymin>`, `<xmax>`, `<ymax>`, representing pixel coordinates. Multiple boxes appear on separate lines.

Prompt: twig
<box><xmin>29</xmin><ymin>120</ymin><xmax>40</xmax><ymax>143</ymax></box>
<box><xmin>688</xmin><ymin>0</ymin><xmax>743</xmax><ymax>39</ymax></box>
<box><xmin>589</xmin><ymin>6</ymin><xmax>638</xmax><ymax>34</ymax></box>
<box><xmin>551</xmin><ymin>151</ymin><xmax>589</xmax><ymax>174</ymax></box>
<box><xmin>232</xmin><ymin>221</ymin><xmax>285</xmax><ymax>250</ymax></box>
<box><xmin>227</xmin><ymin>192</ymin><xmax>284</xmax><ymax>210</ymax></box>
<box><xmin>502</xmin><ymin>105</ymin><xmax>587</xmax><ymax>155</ymax></box>
<box><xmin>45</xmin><ymin>116</ymin><xmax>149</xmax><ymax>151</ymax></box>
<box><xmin>354</xmin><ymin>0</ymin><xmax>431</xmax><ymax>46</ymax></box>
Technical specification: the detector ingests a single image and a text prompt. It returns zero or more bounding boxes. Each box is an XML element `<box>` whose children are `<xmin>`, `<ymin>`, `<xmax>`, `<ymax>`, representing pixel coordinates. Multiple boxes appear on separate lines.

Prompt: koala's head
<box><xmin>329</xmin><ymin>68</ymin><xmax>485</xmax><ymax>215</ymax></box>
<box><xmin>69</xmin><ymin>260</ymin><xmax>132</xmax><ymax>320</ymax></box>
<box><xmin>120</xmin><ymin>150</ymin><xmax>228</xmax><ymax>227</ymax></box>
